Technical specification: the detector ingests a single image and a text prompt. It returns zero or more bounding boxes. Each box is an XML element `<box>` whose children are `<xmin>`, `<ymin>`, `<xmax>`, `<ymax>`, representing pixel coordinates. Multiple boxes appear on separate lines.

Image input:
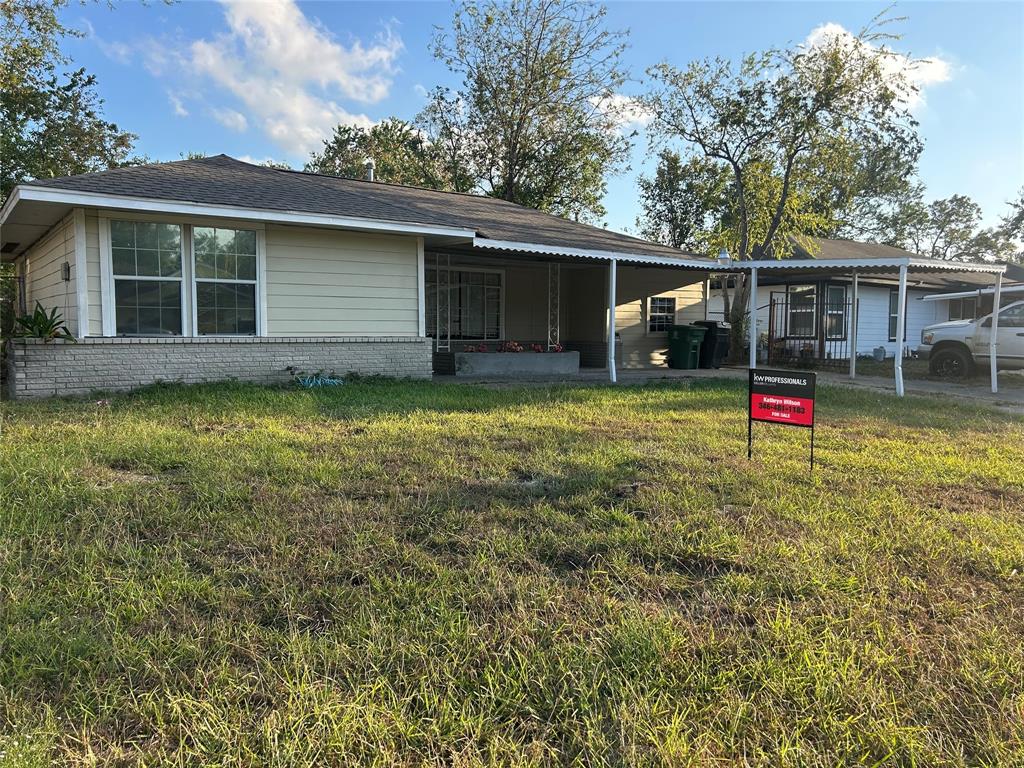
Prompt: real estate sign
<box><xmin>747</xmin><ymin>369</ymin><xmax>817</xmax><ymax>467</ymax></box>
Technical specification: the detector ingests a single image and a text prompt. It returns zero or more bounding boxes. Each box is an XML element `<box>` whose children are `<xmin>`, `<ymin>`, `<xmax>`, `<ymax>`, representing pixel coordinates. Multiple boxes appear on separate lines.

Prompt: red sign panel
<box><xmin>750</xmin><ymin>392</ymin><xmax>814</xmax><ymax>426</ymax></box>
<box><xmin>748</xmin><ymin>369</ymin><xmax>816</xmax><ymax>429</ymax></box>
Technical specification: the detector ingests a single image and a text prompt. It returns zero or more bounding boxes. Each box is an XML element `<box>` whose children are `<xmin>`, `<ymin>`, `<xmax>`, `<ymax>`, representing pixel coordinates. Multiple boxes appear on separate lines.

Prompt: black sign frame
<box><xmin>747</xmin><ymin>368</ymin><xmax>817</xmax><ymax>469</ymax></box>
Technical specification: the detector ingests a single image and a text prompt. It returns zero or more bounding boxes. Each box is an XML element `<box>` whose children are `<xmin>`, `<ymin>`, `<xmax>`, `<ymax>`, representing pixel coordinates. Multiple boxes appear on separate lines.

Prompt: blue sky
<box><xmin>64</xmin><ymin>1</ymin><xmax>1023</xmax><ymax>234</ymax></box>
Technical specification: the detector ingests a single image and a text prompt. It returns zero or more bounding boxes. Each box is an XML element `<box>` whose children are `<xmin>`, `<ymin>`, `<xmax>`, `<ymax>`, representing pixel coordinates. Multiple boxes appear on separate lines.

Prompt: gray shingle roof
<box><xmin>28</xmin><ymin>154</ymin><xmax>707</xmax><ymax>261</ymax></box>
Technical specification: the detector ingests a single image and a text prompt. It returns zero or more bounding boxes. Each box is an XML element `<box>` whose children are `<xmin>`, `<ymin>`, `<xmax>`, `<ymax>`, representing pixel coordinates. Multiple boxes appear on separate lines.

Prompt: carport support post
<box><xmin>607</xmin><ymin>257</ymin><xmax>617</xmax><ymax>383</ymax></box>
<box><xmin>895</xmin><ymin>264</ymin><xmax>908</xmax><ymax>397</ymax></box>
<box><xmin>849</xmin><ymin>272</ymin><xmax>859</xmax><ymax>379</ymax></box>
<box><xmin>748</xmin><ymin>267</ymin><xmax>759</xmax><ymax>370</ymax></box>
<box><xmin>990</xmin><ymin>271</ymin><xmax>1002</xmax><ymax>394</ymax></box>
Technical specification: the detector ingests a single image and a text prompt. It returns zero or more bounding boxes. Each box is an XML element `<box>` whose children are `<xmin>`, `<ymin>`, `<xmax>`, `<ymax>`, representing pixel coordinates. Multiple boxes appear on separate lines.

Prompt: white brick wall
<box><xmin>5</xmin><ymin>337</ymin><xmax>432</xmax><ymax>399</ymax></box>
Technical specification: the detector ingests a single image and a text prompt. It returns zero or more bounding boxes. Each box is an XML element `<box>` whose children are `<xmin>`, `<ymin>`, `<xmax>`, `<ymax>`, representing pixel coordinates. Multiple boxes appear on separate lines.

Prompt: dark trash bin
<box><xmin>667</xmin><ymin>324</ymin><xmax>707</xmax><ymax>369</ymax></box>
<box><xmin>694</xmin><ymin>320</ymin><xmax>731</xmax><ymax>368</ymax></box>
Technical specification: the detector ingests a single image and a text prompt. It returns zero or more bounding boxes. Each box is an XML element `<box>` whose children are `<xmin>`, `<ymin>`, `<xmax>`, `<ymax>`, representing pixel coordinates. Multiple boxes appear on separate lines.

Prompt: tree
<box><xmin>641</xmin><ymin>14</ymin><xmax>923</xmax><ymax>355</ymax></box>
<box><xmin>1</xmin><ymin>0</ymin><xmax>137</xmax><ymax>202</ymax></box>
<box><xmin>421</xmin><ymin>0</ymin><xmax>631</xmax><ymax>221</ymax></box>
<box><xmin>636</xmin><ymin>151</ymin><xmax>730</xmax><ymax>252</ymax></box>
<box><xmin>306</xmin><ymin>118</ymin><xmax>455</xmax><ymax>188</ymax></box>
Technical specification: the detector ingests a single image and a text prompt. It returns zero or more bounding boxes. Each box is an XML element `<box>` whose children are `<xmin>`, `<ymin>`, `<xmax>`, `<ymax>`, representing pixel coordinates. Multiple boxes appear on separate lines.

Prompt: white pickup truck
<box><xmin>918</xmin><ymin>299</ymin><xmax>1024</xmax><ymax>378</ymax></box>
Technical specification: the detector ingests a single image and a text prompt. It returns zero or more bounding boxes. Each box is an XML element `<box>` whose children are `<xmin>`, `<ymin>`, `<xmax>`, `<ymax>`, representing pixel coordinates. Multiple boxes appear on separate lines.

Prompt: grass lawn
<box><xmin>1</xmin><ymin>379</ymin><xmax>1022</xmax><ymax>766</ymax></box>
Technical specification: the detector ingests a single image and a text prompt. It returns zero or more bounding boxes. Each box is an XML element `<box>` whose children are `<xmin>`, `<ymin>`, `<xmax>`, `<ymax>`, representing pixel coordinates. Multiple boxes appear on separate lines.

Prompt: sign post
<box><xmin>748</xmin><ymin>369</ymin><xmax>817</xmax><ymax>469</ymax></box>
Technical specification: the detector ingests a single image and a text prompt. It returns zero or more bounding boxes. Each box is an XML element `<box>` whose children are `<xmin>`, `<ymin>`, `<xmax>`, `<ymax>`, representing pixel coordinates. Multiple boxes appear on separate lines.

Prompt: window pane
<box><xmin>158</xmin><ymin>224</ymin><xmax>180</xmax><ymax>252</ymax></box>
<box><xmin>110</xmin><ymin>220</ymin><xmax>135</xmax><ymax>249</ymax></box>
<box><xmin>194</xmin><ymin>227</ymin><xmax>216</xmax><ymax>255</ymax></box>
<box><xmin>135</xmin><ymin>249</ymin><xmax>160</xmax><ymax>276</ymax></box>
<box><xmin>136</xmin><ymin>281</ymin><xmax>161</xmax><ymax>307</ymax></box>
<box><xmin>235</xmin><ymin>229</ymin><xmax>256</xmax><ymax>255</ymax></box>
<box><xmin>217</xmin><ymin>252</ymin><xmax>237</xmax><ymax>279</ymax></box>
<box><xmin>215</xmin><ymin>229</ymin><xmax>235</xmax><ymax>254</ymax></box>
<box><xmin>135</xmin><ymin>223</ymin><xmax>158</xmax><ymax>251</ymax></box>
<box><xmin>159</xmin><ymin>249</ymin><xmax>182</xmax><ymax>277</ymax></box>
<box><xmin>112</xmin><ymin>248</ymin><xmax>135</xmax><ymax>275</ymax></box>
<box><xmin>236</xmin><ymin>254</ymin><xmax>257</xmax><ymax>281</ymax></box>
<box><xmin>195</xmin><ymin>251</ymin><xmax>217</xmax><ymax>279</ymax></box>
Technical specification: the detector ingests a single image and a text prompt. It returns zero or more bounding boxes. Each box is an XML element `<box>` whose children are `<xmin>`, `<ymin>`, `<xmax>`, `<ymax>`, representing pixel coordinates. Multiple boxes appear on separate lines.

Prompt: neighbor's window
<box><xmin>888</xmin><ymin>288</ymin><xmax>907</xmax><ymax>342</ymax></box>
<box><xmin>824</xmin><ymin>285</ymin><xmax>847</xmax><ymax>340</ymax></box>
<box><xmin>648</xmin><ymin>296</ymin><xmax>676</xmax><ymax>333</ymax></box>
<box><xmin>426</xmin><ymin>268</ymin><xmax>502</xmax><ymax>340</ymax></box>
<box><xmin>193</xmin><ymin>227</ymin><xmax>257</xmax><ymax>335</ymax></box>
<box><xmin>111</xmin><ymin>220</ymin><xmax>183</xmax><ymax>335</ymax></box>
<box><xmin>786</xmin><ymin>285</ymin><xmax>816</xmax><ymax>338</ymax></box>
<box><xmin>948</xmin><ymin>297</ymin><xmax>977</xmax><ymax>321</ymax></box>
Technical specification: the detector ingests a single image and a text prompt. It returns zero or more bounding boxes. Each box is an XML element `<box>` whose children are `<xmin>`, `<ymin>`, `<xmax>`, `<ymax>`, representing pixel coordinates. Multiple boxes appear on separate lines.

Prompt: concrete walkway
<box><xmin>436</xmin><ymin>366</ymin><xmax>1024</xmax><ymax>414</ymax></box>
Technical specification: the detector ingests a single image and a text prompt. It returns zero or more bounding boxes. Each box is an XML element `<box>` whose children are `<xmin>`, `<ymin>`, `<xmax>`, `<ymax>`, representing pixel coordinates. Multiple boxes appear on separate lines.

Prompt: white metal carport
<box><xmin>738</xmin><ymin>257</ymin><xmax>1008</xmax><ymax>396</ymax></box>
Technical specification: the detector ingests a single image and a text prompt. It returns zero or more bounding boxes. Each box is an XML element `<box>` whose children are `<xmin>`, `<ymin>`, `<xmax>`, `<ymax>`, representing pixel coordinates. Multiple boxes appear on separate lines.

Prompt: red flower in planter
<box><xmin>498</xmin><ymin>341</ymin><xmax>524</xmax><ymax>353</ymax></box>
<box><xmin>552</xmin><ymin>343</ymin><xmax>563</xmax><ymax>353</ymax></box>
<box><xmin>530</xmin><ymin>343</ymin><xmax>544</xmax><ymax>353</ymax></box>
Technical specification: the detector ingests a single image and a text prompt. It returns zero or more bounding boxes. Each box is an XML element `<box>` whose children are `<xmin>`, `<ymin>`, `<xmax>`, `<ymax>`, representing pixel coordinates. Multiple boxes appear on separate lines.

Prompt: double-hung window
<box><xmin>193</xmin><ymin>227</ymin><xmax>258</xmax><ymax>335</ymax></box>
<box><xmin>111</xmin><ymin>221</ymin><xmax>183</xmax><ymax>335</ymax></box>
<box><xmin>648</xmin><ymin>296</ymin><xmax>676</xmax><ymax>333</ymax></box>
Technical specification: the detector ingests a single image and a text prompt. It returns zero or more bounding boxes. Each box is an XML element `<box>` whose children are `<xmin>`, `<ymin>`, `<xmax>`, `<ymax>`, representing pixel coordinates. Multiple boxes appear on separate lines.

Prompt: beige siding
<box><xmin>265</xmin><ymin>225</ymin><xmax>420</xmax><ymax>336</ymax></box>
<box><xmin>20</xmin><ymin>214</ymin><xmax>79</xmax><ymax>334</ymax></box>
<box><xmin>85</xmin><ymin>211</ymin><xmax>103</xmax><ymax>336</ymax></box>
<box><xmin>615</xmin><ymin>267</ymin><xmax>706</xmax><ymax>369</ymax></box>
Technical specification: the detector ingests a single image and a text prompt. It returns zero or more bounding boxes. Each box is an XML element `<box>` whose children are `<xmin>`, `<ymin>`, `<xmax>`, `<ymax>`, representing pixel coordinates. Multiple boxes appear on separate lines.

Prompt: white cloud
<box><xmin>803</xmin><ymin>22</ymin><xmax>952</xmax><ymax>109</ymax></box>
<box><xmin>210</xmin><ymin>107</ymin><xmax>248</xmax><ymax>132</ymax></box>
<box><xmin>591</xmin><ymin>93</ymin><xmax>653</xmax><ymax>132</ymax></box>
<box><xmin>188</xmin><ymin>0</ymin><xmax>401</xmax><ymax>155</ymax></box>
<box><xmin>167</xmin><ymin>91</ymin><xmax>189</xmax><ymax>117</ymax></box>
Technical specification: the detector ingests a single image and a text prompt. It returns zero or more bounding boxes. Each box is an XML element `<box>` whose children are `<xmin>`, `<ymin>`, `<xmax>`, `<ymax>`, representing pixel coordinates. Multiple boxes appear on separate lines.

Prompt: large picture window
<box><xmin>110</xmin><ymin>220</ymin><xmax>183</xmax><ymax>335</ymax></box>
<box><xmin>193</xmin><ymin>227</ymin><xmax>258</xmax><ymax>335</ymax></box>
<box><xmin>426</xmin><ymin>268</ymin><xmax>502</xmax><ymax>340</ymax></box>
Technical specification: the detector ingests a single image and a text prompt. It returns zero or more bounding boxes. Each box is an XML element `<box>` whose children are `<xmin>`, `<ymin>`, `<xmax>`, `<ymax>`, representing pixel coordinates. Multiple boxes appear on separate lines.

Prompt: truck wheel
<box><xmin>929</xmin><ymin>346</ymin><xmax>975</xmax><ymax>379</ymax></box>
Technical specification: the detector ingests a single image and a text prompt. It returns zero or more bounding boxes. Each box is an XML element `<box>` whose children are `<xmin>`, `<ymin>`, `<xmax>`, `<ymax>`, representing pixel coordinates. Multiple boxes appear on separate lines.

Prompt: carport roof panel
<box><xmin>742</xmin><ymin>256</ymin><xmax>1006</xmax><ymax>275</ymax></box>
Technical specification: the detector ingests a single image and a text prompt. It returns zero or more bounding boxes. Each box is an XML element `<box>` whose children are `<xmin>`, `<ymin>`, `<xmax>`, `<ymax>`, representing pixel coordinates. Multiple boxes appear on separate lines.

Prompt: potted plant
<box><xmin>13</xmin><ymin>302</ymin><xmax>76</xmax><ymax>343</ymax></box>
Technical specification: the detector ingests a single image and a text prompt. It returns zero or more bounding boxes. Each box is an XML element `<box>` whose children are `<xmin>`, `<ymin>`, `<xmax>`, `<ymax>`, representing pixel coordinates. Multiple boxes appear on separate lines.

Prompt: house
<box><xmin>706</xmin><ymin>238</ymin><xmax>1008</xmax><ymax>365</ymax></box>
<box><xmin>1</xmin><ymin>155</ymin><xmax>714</xmax><ymax>399</ymax></box>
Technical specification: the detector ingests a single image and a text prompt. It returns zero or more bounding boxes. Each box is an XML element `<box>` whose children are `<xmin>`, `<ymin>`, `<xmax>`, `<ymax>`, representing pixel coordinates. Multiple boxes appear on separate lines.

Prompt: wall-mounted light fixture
<box><xmin>62</xmin><ymin>261</ymin><xmax>71</xmax><ymax>282</ymax></box>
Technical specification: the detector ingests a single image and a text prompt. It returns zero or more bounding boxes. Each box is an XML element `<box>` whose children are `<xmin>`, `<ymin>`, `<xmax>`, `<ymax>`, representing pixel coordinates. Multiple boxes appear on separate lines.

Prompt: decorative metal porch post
<box><xmin>547</xmin><ymin>263</ymin><xmax>560</xmax><ymax>350</ymax></box>
<box><xmin>435</xmin><ymin>253</ymin><xmax>450</xmax><ymax>353</ymax></box>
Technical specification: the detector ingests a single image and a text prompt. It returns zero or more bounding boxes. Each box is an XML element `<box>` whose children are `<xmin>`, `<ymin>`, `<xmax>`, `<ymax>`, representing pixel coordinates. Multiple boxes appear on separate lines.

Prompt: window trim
<box><xmin>108</xmin><ymin>219</ymin><xmax>187</xmax><ymax>337</ymax></box>
<box><xmin>190</xmin><ymin>226</ymin><xmax>260</xmax><ymax>337</ymax></box>
<box><xmin>646</xmin><ymin>295</ymin><xmax>677</xmax><ymax>335</ymax></box>
<box><xmin>426</xmin><ymin>264</ymin><xmax>505</xmax><ymax>341</ymax></box>
<box><xmin>100</xmin><ymin>214</ymin><xmax>264</xmax><ymax>337</ymax></box>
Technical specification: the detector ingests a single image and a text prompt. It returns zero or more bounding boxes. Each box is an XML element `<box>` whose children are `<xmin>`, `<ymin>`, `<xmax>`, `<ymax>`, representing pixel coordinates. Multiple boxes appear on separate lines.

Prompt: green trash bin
<box><xmin>667</xmin><ymin>324</ymin><xmax>707</xmax><ymax>369</ymax></box>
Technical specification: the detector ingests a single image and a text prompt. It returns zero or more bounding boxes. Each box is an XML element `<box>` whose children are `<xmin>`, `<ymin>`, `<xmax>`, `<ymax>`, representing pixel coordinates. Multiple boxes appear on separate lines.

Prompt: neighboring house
<box><xmin>920</xmin><ymin>262</ymin><xmax>1024</xmax><ymax>321</ymax></box>
<box><xmin>705</xmin><ymin>238</ymin><xmax>1006</xmax><ymax>363</ymax></box>
<box><xmin>1</xmin><ymin>155</ymin><xmax>713</xmax><ymax>398</ymax></box>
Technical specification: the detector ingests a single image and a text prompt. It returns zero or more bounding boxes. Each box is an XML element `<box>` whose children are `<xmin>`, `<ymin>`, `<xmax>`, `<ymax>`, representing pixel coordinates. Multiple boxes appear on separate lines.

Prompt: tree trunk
<box><xmin>727</xmin><ymin>273</ymin><xmax>752</xmax><ymax>363</ymax></box>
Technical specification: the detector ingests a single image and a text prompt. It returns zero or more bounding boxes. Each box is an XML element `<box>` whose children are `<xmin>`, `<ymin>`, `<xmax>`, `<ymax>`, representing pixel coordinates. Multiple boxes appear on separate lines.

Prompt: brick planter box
<box><xmin>453</xmin><ymin>351</ymin><xmax>580</xmax><ymax>377</ymax></box>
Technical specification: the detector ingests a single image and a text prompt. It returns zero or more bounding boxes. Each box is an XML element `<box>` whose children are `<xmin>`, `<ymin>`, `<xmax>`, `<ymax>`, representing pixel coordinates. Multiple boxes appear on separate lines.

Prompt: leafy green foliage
<box><xmin>0</xmin><ymin>379</ymin><xmax>1021</xmax><ymax>764</ymax></box>
<box><xmin>422</xmin><ymin>0</ymin><xmax>631</xmax><ymax>221</ymax></box>
<box><xmin>1</xmin><ymin>0</ymin><xmax>138</xmax><ymax>202</ymax></box>
<box><xmin>636</xmin><ymin>151</ymin><xmax>730</xmax><ymax>253</ymax></box>
<box><xmin>641</xmin><ymin>13</ymin><xmax>924</xmax><ymax>350</ymax></box>
<box><xmin>13</xmin><ymin>301</ymin><xmax>75</xmax><ymax>342</ymax></box>
<box><xmin>306</xmin><ymin>118</ymin><xmax>462</xmax><ymax>190</ymax></box>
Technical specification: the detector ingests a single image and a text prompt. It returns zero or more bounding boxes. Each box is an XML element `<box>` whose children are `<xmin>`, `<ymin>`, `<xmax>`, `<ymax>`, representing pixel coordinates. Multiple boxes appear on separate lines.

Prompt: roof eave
<box><xmin>1</xmin><ymin>185</ymin><xmax>478</xmax><ymax>241</ymax></box>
